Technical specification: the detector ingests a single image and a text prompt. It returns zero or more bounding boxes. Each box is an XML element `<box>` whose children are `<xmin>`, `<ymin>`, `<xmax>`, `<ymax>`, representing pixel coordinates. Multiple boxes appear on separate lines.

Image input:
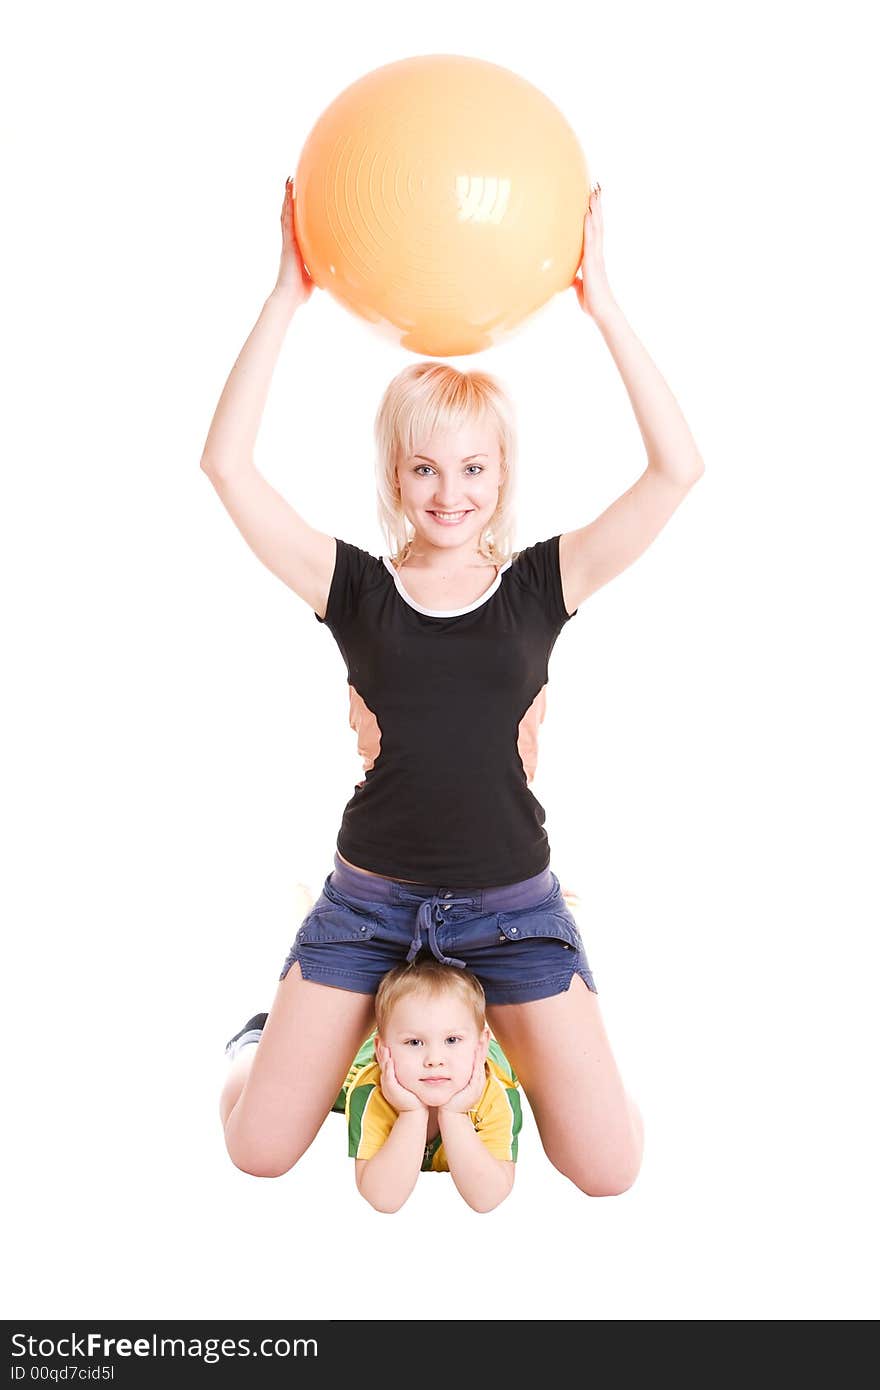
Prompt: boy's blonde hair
<box><xmin>373</xmin><ymin>361</ymin><xmax>519</xmax><ymax>568</ymax></box>
<box><xmin>375</xmin><ymin>960</ymin><xmax>487</xmax><ymax>1036</ymax></box>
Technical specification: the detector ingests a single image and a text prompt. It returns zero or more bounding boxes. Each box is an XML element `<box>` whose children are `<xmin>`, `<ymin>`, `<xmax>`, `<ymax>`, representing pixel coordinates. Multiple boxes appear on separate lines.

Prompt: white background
<box><xmin>4</xmin><ymin>0</ymin><xmax>878</xmax><ymax>1322</ymax></box>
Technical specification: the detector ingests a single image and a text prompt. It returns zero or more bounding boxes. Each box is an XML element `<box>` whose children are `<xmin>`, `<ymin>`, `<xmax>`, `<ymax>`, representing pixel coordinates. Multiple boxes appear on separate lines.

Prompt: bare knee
<box><xmin>229</xmin><ymin>1153</ymin><xmax>294</xmax><ymax>1179</ymax></box>
<box><xmin>567</xmin><ymin>1098</ymin><xmax>645</xmax><ymax>1196</ymax></box>
<box><xmin>223</xmin><ymin>1119</ymin><xmax>306</xmax><ymax>1180</ymax></box>
<box><xmin>578</xmin><ymin>1167</ymin><xmax>641</xmax><ymax>1198</ymax></box>
<box><xmin>556</xmin><ymin>1155</ymin><xmax>642</xmax><ymax>1197</ymax></box>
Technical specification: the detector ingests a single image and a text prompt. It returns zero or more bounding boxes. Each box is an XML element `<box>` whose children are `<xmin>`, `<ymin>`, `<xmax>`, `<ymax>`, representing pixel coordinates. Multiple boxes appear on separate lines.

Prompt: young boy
<box><xmin>339</xmin><ymin>960</ymin><xmax>521</xmax><ymax>1213</ymax></box>
<box><xmin>225</xmin><ymin>960</ymin><xmax>521</xmax><ymax>1212</ymax></box>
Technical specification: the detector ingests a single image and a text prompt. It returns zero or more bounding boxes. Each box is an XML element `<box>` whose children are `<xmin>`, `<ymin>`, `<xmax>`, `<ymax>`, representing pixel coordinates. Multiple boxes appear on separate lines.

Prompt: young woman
<box><xmin>204</xmin><ymin>177</ymin><xmax>704</xmax><ymax>1196</ymax></box>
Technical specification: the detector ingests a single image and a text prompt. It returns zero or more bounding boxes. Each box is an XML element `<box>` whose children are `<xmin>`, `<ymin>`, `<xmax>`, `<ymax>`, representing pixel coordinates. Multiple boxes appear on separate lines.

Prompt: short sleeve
<box><xmin>473</xmin><ymin>1072</ymin><xmax>523</xmax><ymax>1163</ymax></box>
<box><xmin>511</xmin><ymin>534</ymin><xmax>577</xmax><ymax>631</ymax></box>
<box><xmin>313</xmin><ymin>538</ymin><xmax>383</xmax><ymax>632</ymax></box>
<box><xmin>345</xmin><ymin>1061</ymin><xmax>397</xmax><ymax>1159</ymax></box>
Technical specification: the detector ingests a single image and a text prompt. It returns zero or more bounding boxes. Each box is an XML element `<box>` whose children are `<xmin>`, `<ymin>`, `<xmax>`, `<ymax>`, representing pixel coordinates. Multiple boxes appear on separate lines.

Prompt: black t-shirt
<box><xmin>314</xmin><ymin>535</ymin><xmax>577</xmax><ymax>887</ymax></box>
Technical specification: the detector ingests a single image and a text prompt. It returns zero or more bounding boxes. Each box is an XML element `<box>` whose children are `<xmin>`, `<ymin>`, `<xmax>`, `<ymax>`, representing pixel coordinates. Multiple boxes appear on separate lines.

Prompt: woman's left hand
<box><xmin>573</xmin><ymin>184</ymin><xmax>616</xmax><ymax>320</ymax></box>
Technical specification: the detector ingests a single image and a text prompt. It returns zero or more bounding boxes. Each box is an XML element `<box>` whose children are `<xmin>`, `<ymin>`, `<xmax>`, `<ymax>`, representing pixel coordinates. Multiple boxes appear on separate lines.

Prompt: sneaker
<box><xmin>224</xmin><ymin>1011</ymin><xmax>268</xmax><ymax>1058</ymax></box>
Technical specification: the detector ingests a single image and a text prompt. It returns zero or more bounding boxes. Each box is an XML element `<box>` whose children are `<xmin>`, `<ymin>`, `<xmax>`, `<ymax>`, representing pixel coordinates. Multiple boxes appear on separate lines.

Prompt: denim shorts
<box><xmin>279</xmin><ymin>852</ymin><xmax>598</xmax><ymax>1005</ymax></box>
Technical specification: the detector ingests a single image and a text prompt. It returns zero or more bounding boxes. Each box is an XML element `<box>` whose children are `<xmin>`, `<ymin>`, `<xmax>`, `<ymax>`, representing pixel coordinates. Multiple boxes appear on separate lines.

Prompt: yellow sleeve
<box><xmin>469</xmin><ymin>1067</ymin><xmax>522</xmax><ymax>1162</ymax></box>
<box><xmin>345</xmin><ymin>1061</ymin><xmax>399</xmax><ymax>1160</ymax></box>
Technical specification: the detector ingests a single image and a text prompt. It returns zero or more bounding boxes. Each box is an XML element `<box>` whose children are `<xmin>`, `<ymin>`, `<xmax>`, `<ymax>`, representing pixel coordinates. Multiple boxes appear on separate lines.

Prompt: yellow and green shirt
<box><xmin>335</xmin><ymin>1035</ymin><xmax>522</xmax><ymax>1172</ymax></box>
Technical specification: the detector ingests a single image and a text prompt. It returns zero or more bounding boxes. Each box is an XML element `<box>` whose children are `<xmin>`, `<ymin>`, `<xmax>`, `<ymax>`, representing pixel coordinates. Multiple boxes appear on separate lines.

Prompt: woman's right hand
<box><xmin>274</xmin><ymin>177</ymin><xmax>315</xmax><ymax>308</ymax></box>
<box><xmin>376</xmin><ymin>1042</ymin><xmax>426</xmax><ymax>1113</ymax></box>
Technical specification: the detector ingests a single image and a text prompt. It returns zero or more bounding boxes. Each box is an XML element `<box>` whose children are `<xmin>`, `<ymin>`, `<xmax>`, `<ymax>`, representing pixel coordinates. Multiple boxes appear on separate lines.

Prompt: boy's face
<box><xmin>379</xmin><ymin>990</ymin><xmax>489</xmax><ymax>1106</ymax></box>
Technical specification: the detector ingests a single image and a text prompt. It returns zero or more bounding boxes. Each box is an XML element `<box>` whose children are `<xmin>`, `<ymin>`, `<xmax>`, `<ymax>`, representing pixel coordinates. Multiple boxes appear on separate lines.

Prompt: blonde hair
<box><xmin>374</xmin><ymin>960</ymin><xmax>487</xmax><ymax>1036</ymax></box>
<box><xmin>374</xmin><ymin>361</ymin><xmax>519</xmax><ymax>567</ymax></box>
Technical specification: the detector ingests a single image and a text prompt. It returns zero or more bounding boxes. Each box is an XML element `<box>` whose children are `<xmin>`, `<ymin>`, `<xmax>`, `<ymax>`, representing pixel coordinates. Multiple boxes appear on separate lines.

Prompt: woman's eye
<box><xmin>412</xmin><ymin>465</ymin><xmax>483</xmax><ymax>476</ymax></box>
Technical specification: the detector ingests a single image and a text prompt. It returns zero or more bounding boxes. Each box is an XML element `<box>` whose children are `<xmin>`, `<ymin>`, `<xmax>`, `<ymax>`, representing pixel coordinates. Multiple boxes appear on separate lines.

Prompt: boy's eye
<box><xmin>404</xmin><ymin>1039</ymin><xmax>422</xmax><ymax>1047</ymax></box>
<box><xmin>445</xmin><ymin>1036</ymin><xmax>462</xmax><ymax>1045</ymax></box>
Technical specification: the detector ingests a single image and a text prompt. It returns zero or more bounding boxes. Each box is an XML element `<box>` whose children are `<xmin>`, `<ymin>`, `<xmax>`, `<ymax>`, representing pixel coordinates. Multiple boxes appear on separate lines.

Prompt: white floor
<box><xmin>8</xmin><ymin>931</ymin><xmax>876</xmax><ymax>1321</ymax></box>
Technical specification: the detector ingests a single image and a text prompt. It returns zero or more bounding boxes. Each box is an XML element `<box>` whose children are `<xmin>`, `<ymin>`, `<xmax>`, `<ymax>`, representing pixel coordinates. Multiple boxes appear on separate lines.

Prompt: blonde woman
<box><xmin>206</xmin><ymin>177</ymin><xmax>704</xmax><ymax>1197</ymax></box>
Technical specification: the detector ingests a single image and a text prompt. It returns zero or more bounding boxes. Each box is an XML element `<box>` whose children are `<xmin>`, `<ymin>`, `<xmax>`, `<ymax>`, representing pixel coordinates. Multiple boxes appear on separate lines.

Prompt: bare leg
<box><xmin>221</xmin><ymin>961</ymin><xmax>375</xmax><ymax>1178</ymax></box>
<box><xmin>487</xmin><ymin>977</ymin><xmax>644</xmax><ymax>1196</ymax></box>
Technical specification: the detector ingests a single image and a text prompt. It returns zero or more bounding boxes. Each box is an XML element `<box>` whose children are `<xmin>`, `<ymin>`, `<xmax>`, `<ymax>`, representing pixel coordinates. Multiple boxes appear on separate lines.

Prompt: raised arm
<box><xmin>562</xmin><ymin>185</ymin><xmax>705</xmax><ymax>613</ymax></box>
<box><xmin>199</xmin><ymin>180</ymin><xmax>335</xmax><ymax>618</ymax></box>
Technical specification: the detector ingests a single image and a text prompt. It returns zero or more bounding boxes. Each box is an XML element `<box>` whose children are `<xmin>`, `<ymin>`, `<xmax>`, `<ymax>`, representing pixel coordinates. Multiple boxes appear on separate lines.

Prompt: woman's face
<box><xmin>379</xmin><ymin>990</ymin><xmax>488</xmax><ymax>1107</ymax></box>
<box><xmin>395</xmin><ymin>422</ymin><xmax>503</xmax><ymax>560</ymax></box>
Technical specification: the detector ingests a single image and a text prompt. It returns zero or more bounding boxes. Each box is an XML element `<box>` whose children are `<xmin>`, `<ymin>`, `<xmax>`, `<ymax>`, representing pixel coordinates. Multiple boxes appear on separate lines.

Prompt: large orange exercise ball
<box><xmin>294</xmin><ymin>54</ymin><xmax>589</xmax><ymax>356</ymax></box>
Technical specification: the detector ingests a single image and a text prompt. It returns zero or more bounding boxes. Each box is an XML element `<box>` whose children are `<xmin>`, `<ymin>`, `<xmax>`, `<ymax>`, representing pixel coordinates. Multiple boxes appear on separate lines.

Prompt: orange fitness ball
<box><xmin>294</xmin><ymin>54</ymin><xmax>590</xmax><ymax>356</ymax></box>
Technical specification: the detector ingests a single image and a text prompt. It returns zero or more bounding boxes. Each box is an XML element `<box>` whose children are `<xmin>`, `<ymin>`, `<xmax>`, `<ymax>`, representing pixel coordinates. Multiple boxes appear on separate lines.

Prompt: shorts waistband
<box><xmin>330</xmin><ymin>855</ymin><xmax>555</xmax><ymax>965</ymax></box>
<box><xmin>330</xmin><ymin>851</ymin><xmax>554</xmax><ymax>916</ymax></box>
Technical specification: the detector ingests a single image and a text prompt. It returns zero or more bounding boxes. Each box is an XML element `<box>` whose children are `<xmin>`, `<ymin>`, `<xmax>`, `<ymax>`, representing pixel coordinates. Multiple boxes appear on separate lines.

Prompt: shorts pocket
<box><xmin>295</xmin><ymin>897</ymin><xmax>380</xmax><ymax>946</ymax></box>
<box><xmin>495</xmin><ymin>903</ymin><xmax>583</xmax><ymax>951</ymax></box>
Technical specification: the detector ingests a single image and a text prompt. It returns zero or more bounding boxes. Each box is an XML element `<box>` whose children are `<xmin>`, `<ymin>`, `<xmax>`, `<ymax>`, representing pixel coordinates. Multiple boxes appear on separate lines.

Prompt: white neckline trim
<box><xmin>382</xmin><ymin>556</ymin><xmax>513</xmax><ymax>617</ymax></box>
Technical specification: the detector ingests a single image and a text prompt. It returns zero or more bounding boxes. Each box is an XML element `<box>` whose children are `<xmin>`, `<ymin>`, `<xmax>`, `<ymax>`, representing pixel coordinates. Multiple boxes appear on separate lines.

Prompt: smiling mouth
<box><xmin>427</xmin><ymin>510</ymin><xmax>473</xmax><ymax>522</ymax></box>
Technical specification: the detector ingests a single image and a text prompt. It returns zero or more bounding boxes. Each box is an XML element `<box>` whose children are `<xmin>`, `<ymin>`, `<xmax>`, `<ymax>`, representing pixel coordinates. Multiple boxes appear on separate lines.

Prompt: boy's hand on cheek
<box><xmin>376</xmin><ymin>1042</ymin><xmax>427</xmax><ymax>1113</ymax></box>
<box><xmin>439</xmin><ymin>1035</ymin><xmax>489</xmax><ymax>1115</ymax></box>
